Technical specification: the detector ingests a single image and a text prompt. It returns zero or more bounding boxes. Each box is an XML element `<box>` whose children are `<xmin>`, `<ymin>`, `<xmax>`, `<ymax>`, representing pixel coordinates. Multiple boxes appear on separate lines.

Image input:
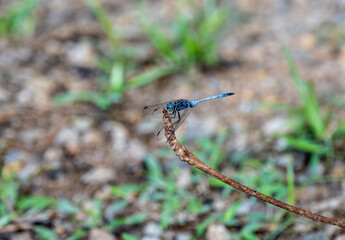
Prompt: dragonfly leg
<box><xmin>170</xmin><ymin>110</ymin><xmax>177</xmax><ymax>119</ymax></box>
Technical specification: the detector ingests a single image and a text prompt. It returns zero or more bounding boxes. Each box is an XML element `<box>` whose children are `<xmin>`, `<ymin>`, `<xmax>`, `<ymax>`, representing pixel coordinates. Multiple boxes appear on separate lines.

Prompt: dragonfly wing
<box><xmin>171</xmin><ymin>106</ymin><xmax>193</xmax><ymax>133</ymax></box>
<box><xmin>155</xmin><ymin>118</ymin><xmax>181</xmax><ymax>141</ymax></box>
<box><xmin>143</xmin><ymin>100</ymin><xmax>178</xmax><ymax>119</ymax></box>
<box><xmin>155</xmin><ymin>107</ymin><xmax>193</xmax><ymax>141</ymax></box>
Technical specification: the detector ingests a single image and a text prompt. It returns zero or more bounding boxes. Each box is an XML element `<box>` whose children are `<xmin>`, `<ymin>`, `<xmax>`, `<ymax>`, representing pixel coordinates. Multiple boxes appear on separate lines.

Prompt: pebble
<box><xmin>142</xmin><ymin>237</ymin><xmax>160</xmax><ymax>240</ymax></box>
<box><xmin>19</xmin><ymin>128</ymin><xmax>45</xmax><ymax>143</ymax></box>
<box><xmin>0</xmin><ymin>88</ymin><xmax>9</xmax><ymax>102</ymax></box>
<box><xmin>103</xmin><ymin>121</ymin><xmax>146</xmax><ymax>161</ymax></box>
<box><xmin>54</xmin><ymin>127</ymin><xmax>79</xmax><ymax>146</ymax></box>
<box><xmin>143</xmin><ymin>222</ymin><xmax>162</xmax><ymax>237</ymax></box>
<box><xmin>137</xmin><ymin>116</ymin><xmax>160</xmax><ymax>135</ymax></box>
<box><xmin>302</xmin><ymin>231</ymin><xmax>327</xmax><ymax>240</ymax></box>
<box><xmin>12</xmin><ymin>232</ymin><xmax>33</xmax><ymax>240</ymax></box>
<box><xmin>17</xmin><ymin>160</ymin><xmax>40</xmax><ymax>180</ymax></box>
<box><xmin>205</xmin><ymin>223</ymin><xmax>230</xmax><ymax>240</ymax></box>
<box><xmin>335</xmin><ymin>234</ymin><xmax>345</xmax><ymax>240</ymax></box>
<box><xmin>89</xmin><ymin>228</ymin><xmax>116</xmax><ymax>240</ymax></box>
<box><xmin>275</xmin><ymin>154</ymin><xmax>292</xmax><ymax>168</ymax></box>
<box><xmin>126</xmin><ymin>139</ymin><xmax>146</xmax><ymax>161</ymax></box>
<box><xmin>102</xmin><ymin>121</ymin><xmax>129</xmax><ymax>151</ymax></box>
<box><xmin>263</xmin><ymin>117</ymin><xmax>292</xmax><ymax>137</ymax></box>
<box><xmin>3</xmin><ymin>150</ymin><xmax>40</xmax><ymax>180</ymax></box>
<box><xmin>43</xmin><ymin>148</ymin><xmax>63</xmax><ymax>169</ymax></box>
<box><xmin>81</xmin><ymin>130</ymin><xmax>103</xmax><ymax>146</ymax></box>
<box><xmin>16</xmin><ymin>77</ymin><xmax>53</xmax><ymax>107</ymax></box>
<box><xmin>73</xmin><ymin>118</ymin><xmax>93</xmax><ymax>134</ymax></box>
<box><xmin>175</xmin><ymin>232</ymin><xmax>193</xmax><ymax>240</ymax></box>
<box><xmin>176</xmin><ymin>168</ymin><xmax>191</xmax><ymax>189</ymax></box>
<box><xmin>66</xmin><ymin>41</ymin><xmax>96</xmax><ymax>68</ymax></box>
<box><xmin>94</xmin><ymin>185</ymin><xmax>113</xmax><ymax>200</ymax></box>
<box><xmin>186</xmin><ymin>115</ymin><xmax>218</xmax><ymax>139</ymax></box>
<box><xmin>236</xmin><ymin>200</ymin><xmax>252</xmax><ymax>216</ymax></box>
<box><xmin>81</xmin><ymin>167</ymin><xmax>116</xmax><ymax>184</ymax></box>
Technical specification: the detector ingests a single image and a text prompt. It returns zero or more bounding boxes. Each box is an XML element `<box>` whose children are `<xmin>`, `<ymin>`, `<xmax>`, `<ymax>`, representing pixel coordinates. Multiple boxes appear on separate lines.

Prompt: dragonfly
<box><xmin>143</xmin><ymin>92</ymin><xmax>235</xmax><ymax>141</ymax></box>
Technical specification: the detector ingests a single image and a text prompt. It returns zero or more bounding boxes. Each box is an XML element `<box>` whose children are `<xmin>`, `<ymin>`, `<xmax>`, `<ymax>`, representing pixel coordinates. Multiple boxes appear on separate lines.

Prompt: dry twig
<box><xmin>162</xmin><ymin>109</ymin><xmax>345</xmax><ymax>228</ymax></box>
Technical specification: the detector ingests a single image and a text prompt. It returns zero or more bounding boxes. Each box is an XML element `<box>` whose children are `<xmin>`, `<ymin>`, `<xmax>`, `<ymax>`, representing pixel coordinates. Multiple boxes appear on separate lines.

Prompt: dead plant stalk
<box><xmin>162</xmin><ymin>109</ymin><xmax>345</xmax><ymax>228</ymax></box>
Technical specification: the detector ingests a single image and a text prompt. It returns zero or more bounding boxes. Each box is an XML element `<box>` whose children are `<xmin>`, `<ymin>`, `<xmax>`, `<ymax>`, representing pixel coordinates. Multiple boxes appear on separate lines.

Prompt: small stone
<box><xmin>81</xmin><ymin>167</ymin><xmax>116</xmax><ymax>184</ymax></box>
<box><xmin>175</xmin><ymin>232</ymin><xmax>193</xmax><ymax>240</ymax></box>
<box><xmin>16</xmin><ymin>77</ymin><xmax>53</xmax><ymax>107</ymax></box>
<box><xmin>302</xmin><ymin>231</ymin><xmax>327</xmax><ymax>240</ymax></box>
<box><xmin>66</xmin><ymin>142</ymin><xmax>81</xmax><ymax>155</ymax></box>
<box><xmin>66</xmin><ymin>41</ymin><xmax>96</xmax><ymax>68</ymax></box>
<box><xmin>205</xmin><ymin>223</ymin><xmax>230</xmax><ymax>240</ymax></box>
<box><xmin>236</xmin><ymin>200</ymin><xmax>252</xmax><ymax>216</ymax></box>
<box><xmin>335</xmin><ymin>234</ymin><xmax>345</xmax><ymax>240</ymax></box>
<box><xmin>213</xmin><ymin>199</ymin><xmax>226</xmax><ymax>212</ymax></box>
<box><xmin>17</xmin><ymin>88</ymin><xmax>34</xmax><ymax>104</ymax></box>
<box><xmin>176</xmin><ymin>168</ymin><xmax>191</xmax><ymax>189</ymax></box>
<box><xmin>275</xmin><ymin>154</ymin><xmax>292</xmax><ymax>168</ymax></box>
<box><xmin>127</xmin><ymin>139</ymin><xmax>146</xmax><ymax>161</ymax></box>
<box><xmin>186</xmin><ymin>115</ymin><xmax>218</xmax><ymax>139</ymax></box>
<box><xmin>82</xmin><ymin>130</ymin><xmax>103</xmax><ymax>146</ymax></box>
<box><xmin>137</xmin><ymin>116</ymin><xmax>160</xmax><ymax>135</ymax></box>
<box><xmin>0</xmin><ymin>87</ymin><xmax>9</xmax><ymax>102</ymax></box>
<box><xmin>3</xmin><ymin>150</ymin><xmax>39</xmax><ymax>180</ymax></box>
<box><xmin>44</xmin><ymin>40</ymin><xmax>63</xmax><ymax>57</ymax></box>
<box><xmin>73</xmin><ymin>118</ymin><xmax>93</xmax><ymax>134</ymax></box>
<box><xmin>94</xmin><ymin>185</ymin><xmax>112</xmax><ymax>200</ymax></box>
<box><xmin>298</xmin><ymin>33</ymin><xmax>316</xmax><ymax>50</ymax></box>
<box><xmin>43</xmin><ymin>148</ymin><xmax>63</xmax><ymax>169</ymax></box>
<box><xmin>89</xmin><ymin>228</ymin><xmax>116</xmax><ymax>240</ymax></box>
<box><xmin>102</xmin><ymin>122</ymin><xmax>129</xmax><ymax>151</ymax></box>
<box><xmin>12</xmin><ymin>232</ymin><xmax>33</xmax><ymax>240</ymax></box>
<box><xmin>19</xmin><ymin>128</ymin><xmax>45</xmax><ymax>143</ymax></box>
<box><xmin>4</xmin><ymin>150</ymin><xmax>22</xmax><ymax>163</ymax></box>
<box><xmin>55</xmin><ymin>127</ymin><xmax>79</xmax><ymax>146</ymax></box>
<box><xmin>263</xmin><ymin>117</ymin><xmax>292</xmax><ymax>137</ymax></box>
<box><xmin>17</xmin><ymin>160</ymin><xmax>40</xmax><ymax>180</ymax></box>
<box><xmin>143</xmin><ymin>222</ymin><xmax>162</xmax><ymax>237</ymax></box>
<box><xmin>142</xmin><ymin>237</ymin><xmax>160</xmax><ymax>240</ymax></box>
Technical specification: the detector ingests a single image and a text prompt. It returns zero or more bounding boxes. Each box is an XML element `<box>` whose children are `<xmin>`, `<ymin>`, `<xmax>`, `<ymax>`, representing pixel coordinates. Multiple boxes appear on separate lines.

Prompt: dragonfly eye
<box><xmin>166</xmin><ymin>102</ymin><xmax>173</xmax><ymax>111</ymax></box>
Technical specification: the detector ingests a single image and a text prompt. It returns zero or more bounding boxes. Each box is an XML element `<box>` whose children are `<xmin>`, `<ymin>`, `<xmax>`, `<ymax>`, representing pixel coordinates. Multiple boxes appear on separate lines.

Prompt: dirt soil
<box><xmin>1</xmin><ymin>0</ymin><xmax>345</xmax><ymax>239</ymax></box>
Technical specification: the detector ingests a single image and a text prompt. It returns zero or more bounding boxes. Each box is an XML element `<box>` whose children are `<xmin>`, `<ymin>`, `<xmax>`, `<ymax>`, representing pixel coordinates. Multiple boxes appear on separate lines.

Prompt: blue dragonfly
<box><xmin>143</xmin><ymin>92</ymin><xmax>235</xmax><ymax>140</ymax></box>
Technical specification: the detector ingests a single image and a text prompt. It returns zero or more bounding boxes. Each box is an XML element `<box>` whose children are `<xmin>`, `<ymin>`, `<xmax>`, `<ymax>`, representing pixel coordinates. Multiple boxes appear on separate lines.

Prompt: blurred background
<box><xmin>1</xmin><ymin>0</ymin><xmax>345</xmax><ymax>239</ymax></box>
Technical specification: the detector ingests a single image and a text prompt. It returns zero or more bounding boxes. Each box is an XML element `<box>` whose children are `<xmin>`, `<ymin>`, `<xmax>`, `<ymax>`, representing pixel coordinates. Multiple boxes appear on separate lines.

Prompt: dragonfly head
<box><xmin>166</xmin><ymin>102</ymin><xmax>174</xmax><ymax>111</ymax></box>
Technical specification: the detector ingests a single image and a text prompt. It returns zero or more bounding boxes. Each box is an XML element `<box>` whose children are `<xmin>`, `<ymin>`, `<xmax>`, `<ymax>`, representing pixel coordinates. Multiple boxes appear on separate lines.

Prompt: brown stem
<box><xmin>162</xmin><ymin>109</ymin><xmax>345</xmax><ymax>228</ymax></box>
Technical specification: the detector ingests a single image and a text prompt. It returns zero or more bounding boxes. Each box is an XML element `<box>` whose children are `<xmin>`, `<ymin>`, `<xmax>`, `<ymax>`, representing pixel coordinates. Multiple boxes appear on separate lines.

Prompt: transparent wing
<box><xmin>156</xmin><ymin>106</ymin><xmax>193</xmax><ymax>141</ymax></box>
<box><xmin>143</xmin><ymin>100</ymin><xmax>179</xmax><ymax>119</ymax></box>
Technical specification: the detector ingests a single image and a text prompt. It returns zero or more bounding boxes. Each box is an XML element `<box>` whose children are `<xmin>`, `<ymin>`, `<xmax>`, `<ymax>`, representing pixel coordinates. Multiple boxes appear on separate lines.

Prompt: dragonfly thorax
<box><xmin>166</xmin><ymin>99</ymin><xmax>191</xmax><ymax>111</ymax></box>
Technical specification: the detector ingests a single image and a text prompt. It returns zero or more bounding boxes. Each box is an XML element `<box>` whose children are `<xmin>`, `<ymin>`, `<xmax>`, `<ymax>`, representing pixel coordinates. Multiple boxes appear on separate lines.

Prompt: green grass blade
<box><xmin>34</xmin><ymin>226</ymin><xmax>58</xmax><ymax>240</ymax></box>
<box><xmin>17</xmin><ymin>196</ymin><xmax>55</xmax><ymax>215</ymax></box>
<box><xmin>145</xmin><ymin>155</ymin><xmax>163</xmax><ymax>182</ymax></box>
<box><xmin>138</xmin><ymin>12</ymin><xmax>177</xmax><ymax>63</ymax></box>
<box><xmin>69</xmin><ymin>229</ymin><xmax>87</xmax><ymax>240</ymax></box>
<box><xmin>286</xmin><ymin>157</ymin><xmax>295</xmax><ymax>206</ymax></box>
<box><xmin>84</xmin><ymin>0</ymin><xmax>119</xmax><ymax>47</ymax></box>
<box><xmin>284</xmin><ymin>47</ymin><xmax>325</xmax><ymax>139</ymax></box>
<box><xmin>196</xmin><ymin>214</ymin><xmax>218</xmax><ymax>236</ymax></box>
<box><xmin>304</xmin><ymin>82</ymin><xmax>325</xmax><ymax>139</ymax></box>
<box><xmin>53</xmin><ymin>91</ymin><xmax>96</xmax><ymax>105</ymax></box>
<box><xmin>126</xmin><ymin>65</ymin><xmax>178</xmax><ymax>88</ymax></box>
<box><xmin>122</xmin><ymin>233</ymin><xmax>139</xmax><ymax>240</ymax></box>
<box><xmin>0</xmin><ymin>0</ymin><xmax>41</xmax><ymax>38</ymax></box>
<box><xmin>284</xmin><ymin>136</ymin><xmax>328</xmax><ymax>154</ymax></box>
<box><xmin>0</xmin><ymin>214</ymin><xmax>14</xmax><ymax>228</ymax></box>
<box><xmin>109</xmin><ymin>62</ymin><xmax>125</xmax><ymax>94</ymax></box>
<box><xmin>56</xmin><ymin>199</ymin><xmax>79</xmax><ymax>214</ymax></box>
<box><xmin>222</xmin><ymin>200</ymin><xmax>241</xmax><ymax>224</ymax></box>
